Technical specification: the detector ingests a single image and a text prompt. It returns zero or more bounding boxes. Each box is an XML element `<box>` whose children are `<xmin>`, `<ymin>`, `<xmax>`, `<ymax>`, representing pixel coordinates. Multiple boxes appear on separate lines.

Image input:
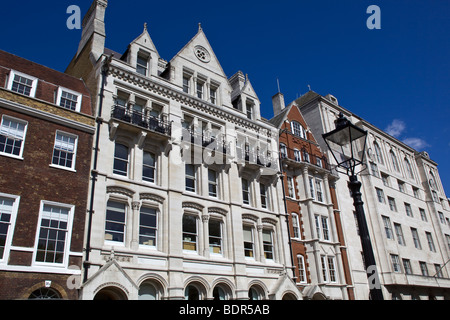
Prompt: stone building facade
<box><xmin>292</xmin><ymin>91</ymin><xmax>450</xmax><ymax>300</ymax></box>
<box><xmin>0</xmin><ymin>50</ymin><xmax>95</xmax><ymax>299</ymax></box>
<box><xmin>66</xmin><ymin>0</ymin><xmax>300</xmax><ymax>300</ymax></box>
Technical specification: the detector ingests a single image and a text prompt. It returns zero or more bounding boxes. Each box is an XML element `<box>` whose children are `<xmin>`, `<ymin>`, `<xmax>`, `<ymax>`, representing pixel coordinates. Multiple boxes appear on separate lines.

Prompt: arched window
<box><xmin>28</xmin><ymin>288</ymin><xmax>61</xmax><ymax>300</ymax></box>
<box><xmin>404</xmin><ymin>157</ymin><xmax>414</xmax><ymax>179</ymax></box>
<box><xmin>138</xmin><ymin>282</ymin><xmax>158</xmax><ymax>300</ymax></box>
<box><xmin>390</xmin><ymin>150</ymin><xmax>399</xmax><ymax>172</ymax></box>
<box><xmin>248</xmin><ymin>285</ymin><xmax>265</xmax><ymax>300</ymax></box>
<box><xmin>429</xmin><ymin>171</ymin><xmax>437</xmax><ymax>190</ymax></box>
<box><xmin>291</xmin><ymin>121</ymin><xmax>306</xmax><ymax>139</ymax></box>
<box><xmin>373</xmin><ymin>141</ymin><xmax>384</xmax><ymax>165</ymax></box>
<box><xmin>213</xmin><ymin>284</ymin><xmax>232</xmax><ymax>300</ymax></box>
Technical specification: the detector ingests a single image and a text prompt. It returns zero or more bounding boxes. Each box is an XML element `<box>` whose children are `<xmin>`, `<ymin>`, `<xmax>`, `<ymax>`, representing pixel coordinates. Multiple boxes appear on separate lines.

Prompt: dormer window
<box><xmin>246</xmin><ymin>104</ymin><xmax>253</xmax><ymax>120</ymax></box>
<box><xmin>196</xmin><ymin>80</ymin><xmax>204</xmax><ymax>99</ymax></box>
<box><xmin>57</xmin><ymin>87</ymin><xmax>82</xmax><ymax>112</ymax></box>
<box><xmin>291</xmin><ymin>121</ymin><xmax>306</xmax><ymax>139</ymax></box>
<box><xmin>136</xmin><ymin>52</ymin><xmax>150</xmax><ymax>76</ymax></box>
<box><xmin>8</xmin><ymin>70</ymin><xmax>38</xmax><ymax>97</ymax></box>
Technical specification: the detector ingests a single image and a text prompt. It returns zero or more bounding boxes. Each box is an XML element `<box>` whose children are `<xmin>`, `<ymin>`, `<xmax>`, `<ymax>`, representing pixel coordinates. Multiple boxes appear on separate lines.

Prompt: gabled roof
<box><xmin>130</xmin><ymin>23</ymin><xmax>160</xmax><ymax>57</ymax></box>
<box><xmin>169</xmin><ymin>24</ymin><xmax>228</xmax><ymax>79</ymax></box>
<box><xmin>294</xmin><ymin>90</ymin><xmax>320</xmax><ymax>107</ymax></box>
<box><xmin>268</xmin><ymin>104</ymin><xmax>291</xmax><ymax>128</ymax></box>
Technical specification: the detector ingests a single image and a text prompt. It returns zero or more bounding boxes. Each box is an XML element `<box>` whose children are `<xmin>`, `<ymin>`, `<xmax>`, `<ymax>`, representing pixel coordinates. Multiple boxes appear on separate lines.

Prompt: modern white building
<box><xmin>292</xmin><ymin>91</ymin><xmax>450</xmax><ymax>300</ymax></box>
<box><xmin>66</xmin><ymin>0</ymin><xmax>301</xmax><ymax>300</ymax></box>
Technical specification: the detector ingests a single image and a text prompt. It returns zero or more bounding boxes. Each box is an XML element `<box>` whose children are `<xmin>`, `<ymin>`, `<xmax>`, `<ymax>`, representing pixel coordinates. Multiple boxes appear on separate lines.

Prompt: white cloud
<box><xmin>385</xmin><ymin>119</ymin><xmax>406</xmax><ymax>138</ymax></box>
<box><xmin>402</xmin><ymin>137</ymin><xmax>430</xmax><ymax>150</ymax></box>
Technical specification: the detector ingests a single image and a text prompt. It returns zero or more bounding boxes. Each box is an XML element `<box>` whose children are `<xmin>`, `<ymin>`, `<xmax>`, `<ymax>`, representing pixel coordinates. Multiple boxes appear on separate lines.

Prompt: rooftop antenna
<box><xmin>277</xmin><ymin>78</ymin><xmax>281</xmax><ymax>93</ymax></box>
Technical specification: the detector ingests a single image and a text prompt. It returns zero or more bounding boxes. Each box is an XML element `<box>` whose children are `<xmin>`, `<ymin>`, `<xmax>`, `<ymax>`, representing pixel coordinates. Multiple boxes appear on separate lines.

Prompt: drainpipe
<box><xmin>83</xmin><ymin>55</ymin><xmax>111</xmax><ymax>283</ymax></box>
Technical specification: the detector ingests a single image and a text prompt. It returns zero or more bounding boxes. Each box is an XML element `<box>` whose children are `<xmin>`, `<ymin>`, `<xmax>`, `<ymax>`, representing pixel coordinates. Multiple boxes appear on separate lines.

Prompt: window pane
<box><xmin>36</xmin><ymin>204</ymin><xmax>70</xmax><ymax>264</ymax></box>
<box><xmin>105</xmin><ymin>201</ymin><xmax>126</xmax><ymax>243</ymax></box>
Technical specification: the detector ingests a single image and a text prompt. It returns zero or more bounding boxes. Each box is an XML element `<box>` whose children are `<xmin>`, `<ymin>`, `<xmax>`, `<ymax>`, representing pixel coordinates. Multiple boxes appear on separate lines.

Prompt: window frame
<box><xmin>136</xmin><ymin>52</ymin><xmax>150</xmax><ymax>76</ymax></box>
<box><xmin>297</xmin><ymin>254</ymin><xmax>307</xmax><ymax>283</ymax></box>
<box><xmin>0</xmin><ymin>115</ymin><xmax>28</xmax><ymax>159</ymax></box>
<box><xmin>208</xmin><ymin>169</ymin><xmax>218</xmax><ymax>198</ymax></box>
<box><xmin>209</xmin><ymin>219</ymin><xmax>223</xmax><ymax>256</ymax></box>
<box><xmin>50</xmin><ymin>130</ymin><xmax>78</xmax><ymax>172</ymax></box>
<box><xmin>185</xmin><ymin>164</ymin><xmax>197</xmax><ymax>193</ymax></box>
<box><xmin>262</xmin><ymin>229</ymin><xmax>274</xmax><ymax>261</ymax></box>
<box><xmin>243</xmin><ymin>225</ymin><xmax>255</xmax><ymax>259</ymax></box>
<box><xmin>139</xmin><ymin>206</ymin><xmax>158</xmax><ymax>249</ymax></box>
<box><xmin>32</xmin><ymin>200</ymin><xmax>75</xmax><ymax>267</ymax></box>
<box><xmin>113</xmin><ymin>143</ymin><xmax>129</xmax><ymax>177</ymax></box>
<box><xmin>242</xmin><ymin>178</ymin><xmax>251</xmax><ymax>205</ymax></box>
<box><xmin>182</xmin><ymin>214</ymin><xmax>198</xmax><ymax>253</ymax></box>
<box><xmin>0</xmin><ymin>193</ymin><xmax>20</xmax><ymax>264</ymax></box>
<box><xmin>7</xmin><ymin>70</ymin><xmax>38</xmax><ymax>97</ymax></box>
<box><xmin>291</xmin><ymin>121</ymin><xmax>306</xmax><ymax>139</ymax></box>
<box><xmin>291</xmin><ymin>213</ymin><xmax>300</xmax><ymax>239</ymax></box>
<box><xmin>104</xmin><ymin>200</ymin><xmax>127</xmax><ymax>245</ymax></box>
<box><xmin>56</xmin><ymin>87</ymin><xmax>82</xmax><ymax>112</ymax></box>
<box><xmin>142</xmin><ymin>151</ymin><xmax>157</xmax><ymax>184</ymax></box>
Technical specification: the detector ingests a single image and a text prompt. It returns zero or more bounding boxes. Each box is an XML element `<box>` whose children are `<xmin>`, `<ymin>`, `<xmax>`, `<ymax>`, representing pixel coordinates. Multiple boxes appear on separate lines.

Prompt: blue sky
<box><xmin>1</xmin><ymin>0</ymin><xmax>449</xmax><ymax>193</ymax></box>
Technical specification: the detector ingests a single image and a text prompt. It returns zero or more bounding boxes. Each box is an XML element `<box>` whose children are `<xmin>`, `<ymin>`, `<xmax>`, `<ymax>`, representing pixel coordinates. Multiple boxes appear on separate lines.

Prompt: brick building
<box><xmin>269</xmin><ymin>93</ymin><xmax>354</xmax><ymax>299</ymax></box>
<box><xmin>0</xmin><ymin>50</ymin><xmax>95</xmax><ymax>299</ymax></box>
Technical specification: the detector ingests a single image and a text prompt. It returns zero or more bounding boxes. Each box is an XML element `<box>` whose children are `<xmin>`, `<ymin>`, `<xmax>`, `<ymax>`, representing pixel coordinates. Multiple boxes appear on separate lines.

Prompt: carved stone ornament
<box><xmin>194</xmin><ymin>45</ymin><xmax>211</xmax><ymax>63</ymax></box>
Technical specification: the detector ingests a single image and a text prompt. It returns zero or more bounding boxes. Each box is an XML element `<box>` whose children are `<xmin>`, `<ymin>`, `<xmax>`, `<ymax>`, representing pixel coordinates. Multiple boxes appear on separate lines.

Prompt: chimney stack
<box><xmin>272</xmin><ymin>92</ymin><xmax>285</xmax><ymax>116</ymax></box>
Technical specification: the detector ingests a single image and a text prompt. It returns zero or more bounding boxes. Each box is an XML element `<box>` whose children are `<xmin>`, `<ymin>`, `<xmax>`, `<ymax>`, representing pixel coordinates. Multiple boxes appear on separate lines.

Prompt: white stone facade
<box><xmin>294</xmin><ymin>92</ymin><xmax>450</xmax><ymax>300</ymax></box>
<box><xmin>69</xmin><ymin>0</ymin><xmax>300</xmax><ymax>300</ymax></box>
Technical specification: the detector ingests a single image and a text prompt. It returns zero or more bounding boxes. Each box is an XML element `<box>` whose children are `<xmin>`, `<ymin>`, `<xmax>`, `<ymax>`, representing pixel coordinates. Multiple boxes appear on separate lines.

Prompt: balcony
<box><xmin>111</xmin><ymin>105</ymin><xmax>171</xmax><ymax>137</ymax></box>
<box><xmin>182</xmin><ymin>129</ymin><xmax>228</xmax><ymax>155</ymax></box>
<box><xmin>280</xmin><ymin>146</ymin><xmax>330</xmax><ymax>172</ymax></box>
<box><xmin>236</xmin><ymin>146</ymin><xmax>276</xmax><ymax>170</ymax></box>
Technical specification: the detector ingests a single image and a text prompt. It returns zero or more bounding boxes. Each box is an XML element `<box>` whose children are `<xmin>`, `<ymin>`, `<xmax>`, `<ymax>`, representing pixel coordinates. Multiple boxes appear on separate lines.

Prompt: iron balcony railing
<box><xmin>236</xmin><ymin>146</ymin><xmax>275</xmax><ymax>168</ymax></box>
<box><xmin>182</xmin><ymin>130</ymin><xmax>228</xmax><ymax>154</ymax></box>
<box><xmin>280</xmin><ymin>146</ymin><xmax>330</xmax><ymax>171</ymax></box>
<box><xmin>111</xmin><ymin>105</ymin><xmax>171</xmax><ymax>136</ymax></box>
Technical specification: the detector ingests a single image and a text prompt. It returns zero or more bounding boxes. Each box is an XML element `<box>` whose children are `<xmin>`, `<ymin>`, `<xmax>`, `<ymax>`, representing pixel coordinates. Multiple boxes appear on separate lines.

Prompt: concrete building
<box><xmin>0</xmin><ymin>50</ymin><xmax>95</xmax><ymax>299</ymax></box>
<box><xmin>269</xmin><ymin>93</ymin><xmax>354</xmax><ymax>300</ymax></box>
<box><xmin>291</xmin><ymin>90</ymin><xmax>450</xmax><ymax>300</ymax></box>
<box><xmin>66</xmin><ymin>0</ymin><xmax>300</xmax><ymax>300</ymax></box>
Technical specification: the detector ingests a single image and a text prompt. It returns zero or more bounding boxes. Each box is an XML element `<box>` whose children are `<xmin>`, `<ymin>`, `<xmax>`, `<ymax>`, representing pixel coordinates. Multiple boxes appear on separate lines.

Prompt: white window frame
<box><xmin>32</xmin><ymin>200</ymin><xmax>75</xmax><ymax>268</ymax></box>
<box><xmin>292</xmin><ymin>213</ymin><xmax>300</xmax><ymax>239</ymax></box>
<box><xmin>0</xmin><ymin>193</ymin><xmax>20</xmax><ymax>264</ymax></box>
<box><xmin>56</xmin><ymin>87</ymin><xmax>82</xmax><ymax>112</ymax></box>
<box><xmin>50</xmin><ymin>130</ymin><xmax>78</xmax><ymax>172</ymax></box>
<box><xmin>390</xmin><ymin>254</ymin><xmax>402</xmax><ymax>273</ymax></box>
<box><xmin>262</xmin><ymin>229</ymin><xmax>274</xmax><ymax>261</ymax></box>
<box><xmin>7</xmin><ymin>70</ymin><xmax>38</xmax><ymax>97</ymax></box>
<box><xmin>243</xmin><ymin>225</ymin><xmax>255</xmax><ymax>260</ymax></box>
<box><xmin>287</xmin><ymin>176</ymin><xmax>296</xmax><ymax>199</ymax></box>
<box><xmin>185</xmin><ymin>164</ymin><xmax>197</xmax><ymax>193</ymax></box>
<box><xmin>209</xmin><ymin>219</ymin><xmax>223</xmax><ymax>256</ymax></box>
<box><xmin>291</xmin><ymin>121</ymin><xmax>306</xmax><ymax>139</ymax></box>
<box><xmin>142</xmin><ymin>150</ymin><xmax>157</xmax><ymax>184</ymax></box>
<box><xmin>297</xmin><ymin>254</ymin><xmax>307</xmax><ymax>283</ymax></box>
<box><xmin>104</xmin><ymin>200</ymin><xmax>127</xmax><ymax>246</ymax></box>
<box><xmin>139</xmin><ymin>206</ymin><xmax>158</xmax><ymax>249</ymax></box>
<box><xmin>136</xmin><ymin>52</ymin><xmax>150</xmax><ymax>76</ymax></box>
<box><xmin>182</xmin><ymin>214</ymin><xmax>198</xmax><ymax>253</ymax></box>
<box><xmin>0</xmin><ymin>115</ymin><xmax>28</xmax><ymax>160</ymax></box>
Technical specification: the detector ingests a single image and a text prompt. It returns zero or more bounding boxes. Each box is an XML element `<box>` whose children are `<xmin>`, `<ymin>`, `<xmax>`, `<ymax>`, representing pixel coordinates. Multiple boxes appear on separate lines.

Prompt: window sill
<box><xmin>0</xmin><ymin>152</ymin><xmax>24</xmax><ymax>161</ymax></box>
<box><xmin>49</xmin><ymin>164</ymin><xmax>77</xmax><ymax>173</ymax></box>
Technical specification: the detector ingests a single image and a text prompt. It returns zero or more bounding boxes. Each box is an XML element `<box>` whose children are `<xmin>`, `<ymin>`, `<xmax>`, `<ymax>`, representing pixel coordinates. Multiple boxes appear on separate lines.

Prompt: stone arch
<box><xmin>93</xmin><ymin>284</ymin><xmax>128</xmax><ymax>300</ymax></box>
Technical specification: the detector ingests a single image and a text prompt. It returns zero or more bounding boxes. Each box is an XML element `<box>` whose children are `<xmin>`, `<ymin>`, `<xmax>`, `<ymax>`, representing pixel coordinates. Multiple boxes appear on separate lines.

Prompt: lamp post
<box><xmin>323</xmin><ymin>112</ymin><xmax>384</xmax><ymax>300</ymax></box>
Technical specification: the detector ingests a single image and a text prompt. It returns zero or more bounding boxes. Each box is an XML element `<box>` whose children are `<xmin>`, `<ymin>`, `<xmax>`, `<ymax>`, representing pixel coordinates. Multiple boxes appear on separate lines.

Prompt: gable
<box><xmin>170</xmin><ymin>26</ymin><xmax>228</xmax><ymax>80</ymax></box>
<box><xmin>130</xmin><ymin>24</ymin><xmax>160</xmax><ymax>57</ymax></box>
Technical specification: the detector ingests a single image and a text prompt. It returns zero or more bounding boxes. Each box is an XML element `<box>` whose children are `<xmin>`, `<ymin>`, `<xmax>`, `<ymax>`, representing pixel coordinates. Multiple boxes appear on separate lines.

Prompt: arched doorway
<box><xmin>94</xmin><ymin>286</ymin><xmax>128</xmax><ymax>300</ymax></box>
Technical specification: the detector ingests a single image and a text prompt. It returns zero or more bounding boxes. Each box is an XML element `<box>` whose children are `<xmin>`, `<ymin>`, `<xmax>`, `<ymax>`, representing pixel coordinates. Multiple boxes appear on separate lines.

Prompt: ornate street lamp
<box><xmin>323</xmin><ymin>112</ymin><xmax>384</xmax><ymax>300</ymax></box>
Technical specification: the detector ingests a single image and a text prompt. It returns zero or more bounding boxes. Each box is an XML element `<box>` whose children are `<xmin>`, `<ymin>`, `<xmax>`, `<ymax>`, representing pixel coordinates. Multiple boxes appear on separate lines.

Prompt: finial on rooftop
<box><xmin>198</xmin><ymin>22</ymin><xmax>202</xmax><ymax>31</ymax></box>
<box><xmin>144</xmin><ymin>22</ymin><xmax>148</xmax><ymax>32</ymax></box>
